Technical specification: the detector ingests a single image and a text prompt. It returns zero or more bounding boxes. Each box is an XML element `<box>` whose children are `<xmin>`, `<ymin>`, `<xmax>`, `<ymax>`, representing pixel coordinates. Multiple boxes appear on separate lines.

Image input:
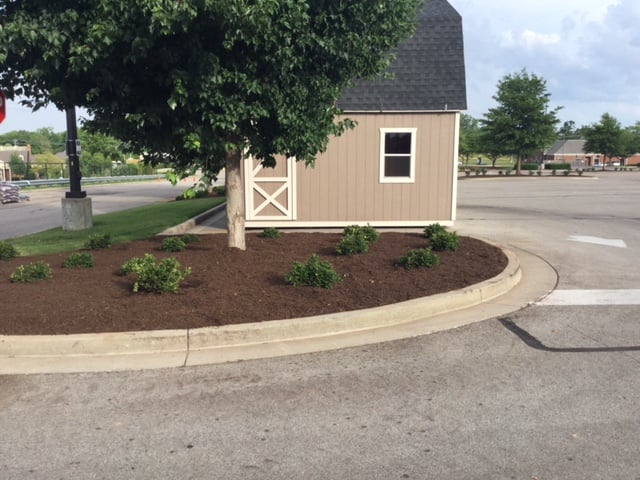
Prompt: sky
<box><xmin>1</xmin><ymin>0</ymin><xmax>639</xmax><ymax>134</ymax></box>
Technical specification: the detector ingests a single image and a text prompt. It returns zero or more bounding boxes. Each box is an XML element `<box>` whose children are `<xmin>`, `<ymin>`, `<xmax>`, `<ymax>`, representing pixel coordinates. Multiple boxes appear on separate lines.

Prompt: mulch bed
<box><xmin>0</xmin><ymin>232</ymin><xmax>507</xmax><ymax>335</ymax></box>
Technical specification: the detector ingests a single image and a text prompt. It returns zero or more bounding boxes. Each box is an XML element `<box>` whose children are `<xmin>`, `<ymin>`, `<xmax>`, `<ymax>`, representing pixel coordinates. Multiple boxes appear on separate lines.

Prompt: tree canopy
<box><xmin>458</xmin><ymin>114</ymin><xmax>481</xmax><ymax>165</ymax></box>
<box><xmin>582</xmin><ymin>113</ymin><xmax>622</xmax><ymax>168</ymax></box>
<box><xmin>583</xmin><ymin>114</ymin><xmax>640</xmax><ymax>166</ymax></box>
<box><xmin>0</xmin><ymin>0</ymin><xmax>422</xmax><ymax>248</ymax></box>
<box><xmin>480</xmin><ymin>69</ymin><xmax>561</xmax><ymax>174</ymax></box>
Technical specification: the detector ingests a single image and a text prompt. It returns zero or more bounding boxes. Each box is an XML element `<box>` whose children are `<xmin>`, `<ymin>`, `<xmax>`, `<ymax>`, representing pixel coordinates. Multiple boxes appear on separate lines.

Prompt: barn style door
<box><xmin>244</xmin><ymin>156</ymin><xmax>296</xmax><ymax>221</ymax></box>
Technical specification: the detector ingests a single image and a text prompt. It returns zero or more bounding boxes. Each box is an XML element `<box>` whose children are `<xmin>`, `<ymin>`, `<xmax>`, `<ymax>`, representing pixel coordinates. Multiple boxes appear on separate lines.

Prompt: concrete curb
<box><xmin>0</xmin><ymin>245</ymin><xmax>542</xmax><ymax>375</ymax></box>
<box><xmin>158</xmin><ymin>202</ymin><xmax>226</xmax><ymax>236</ymax></box>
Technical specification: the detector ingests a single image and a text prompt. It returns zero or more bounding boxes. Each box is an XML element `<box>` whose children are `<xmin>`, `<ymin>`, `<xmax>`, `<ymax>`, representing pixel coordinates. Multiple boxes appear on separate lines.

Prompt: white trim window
<box><xmin>379</xmin><ymin>128</ymin><xmax>417</xmax><ymax>183</ymax></box>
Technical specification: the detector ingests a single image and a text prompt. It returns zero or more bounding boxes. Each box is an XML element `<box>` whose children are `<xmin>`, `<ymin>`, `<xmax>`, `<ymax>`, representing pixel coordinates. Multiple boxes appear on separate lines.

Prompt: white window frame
<box><xmin>379</xmin><ymin>128</ymin><xmax>417</xmax><ymax>184</ymax></box>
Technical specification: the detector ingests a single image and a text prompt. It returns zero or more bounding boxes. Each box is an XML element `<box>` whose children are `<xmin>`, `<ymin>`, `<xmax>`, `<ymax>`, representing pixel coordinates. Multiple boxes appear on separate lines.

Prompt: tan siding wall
<box><xmin>295</xmin><ymin>112</ymin><xmax>457</xmax><ymax>223</ymax></box>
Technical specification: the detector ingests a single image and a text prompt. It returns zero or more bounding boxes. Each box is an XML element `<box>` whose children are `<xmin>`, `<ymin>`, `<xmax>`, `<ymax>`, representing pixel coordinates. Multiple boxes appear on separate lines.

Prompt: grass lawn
<box><xmin>8</xmin><ymin>197</ymin><xmax>225</xmax><ymax>256</ymax></box>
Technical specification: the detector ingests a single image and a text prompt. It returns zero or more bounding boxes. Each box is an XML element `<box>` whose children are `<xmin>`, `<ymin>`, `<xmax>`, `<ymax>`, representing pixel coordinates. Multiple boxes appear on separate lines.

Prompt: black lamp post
<box><xmin>65</xmin><ymin>106</ymin><xmax>86</xmax><ymax>199</ymax></box>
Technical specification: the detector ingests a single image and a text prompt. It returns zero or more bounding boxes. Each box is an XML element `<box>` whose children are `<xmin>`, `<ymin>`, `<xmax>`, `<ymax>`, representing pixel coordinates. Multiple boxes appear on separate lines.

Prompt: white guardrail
<box><xmin>8</xmin><ymin>174</ymin><xmax>165</xmax><ymax>188</ymax></box>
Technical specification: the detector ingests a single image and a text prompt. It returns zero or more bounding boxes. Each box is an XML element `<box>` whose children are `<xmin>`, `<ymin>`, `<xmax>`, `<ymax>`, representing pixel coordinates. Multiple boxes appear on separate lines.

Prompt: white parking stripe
<box><xmin>568</xmin><ymin>235</ymin><xmax>627</xmax><ymax>248</ymax></box>
<box><xmin>537</xmin><ymin>289</ymin><xmax>640</xmax><ymax>306</ymax></box>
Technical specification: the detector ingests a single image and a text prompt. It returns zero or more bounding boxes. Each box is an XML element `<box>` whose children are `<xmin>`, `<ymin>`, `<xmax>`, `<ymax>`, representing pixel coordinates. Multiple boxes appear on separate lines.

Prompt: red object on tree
<box><xmin>0</xmin><ymin>91</ymin><xmax>5</xmax><ymax>124</ymax></box>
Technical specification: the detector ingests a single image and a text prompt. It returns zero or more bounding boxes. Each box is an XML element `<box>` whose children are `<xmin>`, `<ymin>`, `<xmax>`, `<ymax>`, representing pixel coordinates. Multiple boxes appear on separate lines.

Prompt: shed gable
<box><xmin>338</xmin><ymin>0</ymin><xmax>467</xmax><ymax>112</ymax></box>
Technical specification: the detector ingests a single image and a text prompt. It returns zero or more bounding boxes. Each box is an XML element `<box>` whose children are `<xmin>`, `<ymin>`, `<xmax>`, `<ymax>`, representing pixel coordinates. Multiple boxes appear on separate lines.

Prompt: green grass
<box><xmin>10</xmin><ymin>197</ymin><xmax>225</xmax><ymax>256</ymax></box>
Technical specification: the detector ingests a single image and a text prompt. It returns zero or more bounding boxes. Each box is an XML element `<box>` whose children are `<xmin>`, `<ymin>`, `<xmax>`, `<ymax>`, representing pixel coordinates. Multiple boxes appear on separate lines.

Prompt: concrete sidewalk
<box><xmin>0</xmin><ymin>209</ymin><xmax>557</xmax><ymax>375</ymax></box>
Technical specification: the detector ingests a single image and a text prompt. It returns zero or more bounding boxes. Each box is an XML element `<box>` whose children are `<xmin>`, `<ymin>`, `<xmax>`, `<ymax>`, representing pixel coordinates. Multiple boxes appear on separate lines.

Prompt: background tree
<box><xmin>480</xmin><ymin>69</ymin><xmax>561</xmax><ymax>174</ymax></box>
<box><xmin>458</xmin><ymin>114</ymin><xmax>481</xmax><ymax>165</ymax></box>
<box><xmin>582</xmin><ymin>113</ymin><xmax>623</xmax><ymax>169</ymax></box>
<box><xmin>8</xmin><ymin>152</ymin><xmax>26</xmax><ymax>178</ymax></box>
<box><xmin>557</xmin><ymin>120</ymin><xmax>582</xmax><ymax>140</ymax></box>
<box><xmin>620</xmin><ymin>122</ymin><xmax>640</xmax><ymax>164</ymax></box>
<box><xmin>0</xmin><ymin>0</ymin><xmax>422</xmax><ymax>250</ymax></box>
<box><xmin>476</xmin><ymin>126</ymin><xmax>505</xmax><ymax>168</ymax></box>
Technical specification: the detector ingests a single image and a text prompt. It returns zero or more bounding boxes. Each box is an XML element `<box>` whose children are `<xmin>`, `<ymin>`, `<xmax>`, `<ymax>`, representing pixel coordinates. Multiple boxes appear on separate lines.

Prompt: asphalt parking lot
<box><xmin>1</xmin><ymin>173</ymin><xmax>639</xmax><ymax>479</ymax></box>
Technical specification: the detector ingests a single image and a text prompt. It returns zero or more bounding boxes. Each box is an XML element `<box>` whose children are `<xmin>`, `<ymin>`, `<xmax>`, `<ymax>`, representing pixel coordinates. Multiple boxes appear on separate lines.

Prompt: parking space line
<box><xmin>537</xmin><ymin>289</ymin><xmax>640</xmax><ymax>306</ymax></box>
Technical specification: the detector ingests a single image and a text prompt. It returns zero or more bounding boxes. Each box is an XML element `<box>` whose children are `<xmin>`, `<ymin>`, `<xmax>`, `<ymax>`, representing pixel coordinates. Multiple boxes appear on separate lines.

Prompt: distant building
<box><xmin>543</xmin><ymin>139</ymin><xmax>598</xmax><ymax>167</ymax></box>
<box><xmin>543</xmin><ymin>139</ymin><xmax>640</xmax><ymax>167</ymax></box>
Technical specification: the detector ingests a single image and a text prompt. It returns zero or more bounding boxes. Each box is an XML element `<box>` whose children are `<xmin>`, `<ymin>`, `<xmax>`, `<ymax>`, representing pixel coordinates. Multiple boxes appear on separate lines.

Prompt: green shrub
<box><xmin>212</xmin><ymin>185</ymin><xmax>226</xmax><ymax>196</ymax></box>
<box><xmin>63</xmin><ymin>252</ymin><xmax>94</xmax><ymax>268</ymax></box>
<box><xmin>120</xmin><ymin>254</ymin><xmax>191</xmax><ymax>293</ymax></box>
<box><xmin>517</xmin><ymin>163</ymin><xmax>539</xmax><ymax>171</ymax></box>
<box><xmin>10</xmin><ymin>261</ymin><xmax>53</xmax><ymax>283</ymax></box>
<box><xmin>259</xmin><ymin>227</ymin><xmax>281</xmax><ymax>239</ymax></box>
<box><xmin>181</xmin><ymin>233</ymin><xmax>200</xmax><ymax>244</ymax></box>
<box><xmin>336</xmin><ymin>232</ymin><xmax>369</xmax><ymax>255</ymax></box>
<box><xmin>85</xmin><ymin>233</ymin><xmax>112</xmax><ymax>250</ymax></box>
<box><xmin>424</xmin><ymin>223</ymin><xmax>447</xmax><ymax>240</ymax></box>
<box><xmin>285</xmin><ymin>254</ymin><xmax>342</xmax><ymax>289</ymax></box>
<box><xmin>0</xmin><ymin>241</ymin><xmax>19</xmax><ymax>260</ymax></box>
<box><xmin>429</xmin><ymin>230</ymin><xmax>460</xmax><ymax>251</ymax></box>
<box><xmin>343</xmin><ymin>224</ymin><xmax>380</xmax><ymax>244</ymax></box>
<box><xmin>544</xmin><ymin>163</ymin><xmax>571</xmax><ymax>170</ymax></box>
<box><xmin>398</xmin><ymin>248</ymin><xmax>440</xmax><ymax>270</ymax></box>
<box><xmin>161</xmin><ymin>237</ymin><xmax>187</xmax><ymax>252</ymax></box>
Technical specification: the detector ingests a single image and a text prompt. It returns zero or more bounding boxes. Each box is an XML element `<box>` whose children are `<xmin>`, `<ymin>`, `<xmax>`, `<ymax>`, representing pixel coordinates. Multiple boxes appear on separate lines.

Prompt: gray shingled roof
<box><xmin>338</xmin><ymin>0</ymin><xmax>467</xmax><ymax>112</ymax></box>
<box><xmin>545</xmin><ymin>139</ymin><xmax>588</xmax><ymax>155</ymax></box>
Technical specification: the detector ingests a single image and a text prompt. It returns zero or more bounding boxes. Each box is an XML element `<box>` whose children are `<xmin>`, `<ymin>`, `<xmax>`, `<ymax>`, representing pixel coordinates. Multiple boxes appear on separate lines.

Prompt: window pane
<box><xmin>384</xmin><ymin>155</ymin><xmax>411</xmax><ymax>177</ymax></box>
<box><xmin>385</xmin><ymin>133</ymin><xmax>412</xmax><ymax>154</ymax></box>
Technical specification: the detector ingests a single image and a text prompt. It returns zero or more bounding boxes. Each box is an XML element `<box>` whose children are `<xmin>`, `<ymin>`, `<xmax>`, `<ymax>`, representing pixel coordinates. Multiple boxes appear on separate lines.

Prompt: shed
<box><xmin>244</xmin><ymin>0</ymin><xmax>467</xmax><ymax>228</ymax></box>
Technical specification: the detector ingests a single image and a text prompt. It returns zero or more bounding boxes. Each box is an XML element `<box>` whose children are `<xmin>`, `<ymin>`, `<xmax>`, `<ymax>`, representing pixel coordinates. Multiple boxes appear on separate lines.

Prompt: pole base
<box><xmin>62</xmin><ymin>197</ymin><xmax>93</xmax><ymax>231</ymax></box>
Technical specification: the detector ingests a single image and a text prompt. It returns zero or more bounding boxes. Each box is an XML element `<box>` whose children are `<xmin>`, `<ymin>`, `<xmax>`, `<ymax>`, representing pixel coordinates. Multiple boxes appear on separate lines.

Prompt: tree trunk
<box><xmin>225</xmin><ymin>147</ymin><xmax>246</xmax><ymax>250</ymax></box>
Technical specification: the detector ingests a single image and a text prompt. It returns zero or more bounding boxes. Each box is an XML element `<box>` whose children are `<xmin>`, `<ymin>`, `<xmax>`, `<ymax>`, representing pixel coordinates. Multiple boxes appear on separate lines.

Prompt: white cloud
<box><xmin>454</xmin><ymin>0</ymin><xmax>639</xmax><ymax>127</ymax></box>
<box><xmin>521</xmin><ymin>30</ymin><xmax>560</xmax><ymax>48</ymax></box>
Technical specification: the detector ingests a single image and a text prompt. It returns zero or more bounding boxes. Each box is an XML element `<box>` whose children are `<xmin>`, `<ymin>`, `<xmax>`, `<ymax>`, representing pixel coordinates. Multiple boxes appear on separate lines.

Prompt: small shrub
<box><xmin>545</xmin><ymin>162</ymin><xmax>571</xmax><ymax>170</ymax></box>
<box><xmin>260</xmin><ymin>227</ymin><xmax>281</xmax><ymax>239</ymax></box>
<box><xmin>85</xmin><ymin>233</ymin><xmax>112</xmax><ymax>250</ymax></box>
<box><xmin>423</xmin><ymin>223</ymin><xmax>447</xmax><ymax>240</ymax></box>
<box><xmin>285</xmin><ymin>254</ymin><xmax>342</xmax><ymax>289</ymax></box>
<box><xmin>212</xmin><ymin>185</ymin><xmax>226</xmax><ymax>196</ymax></box>
<box><xmin>343</xmin><ymin>224</ymin><xmax>380</xmax><ymax>244</ymax></box>
<box><xmin>120</xmin><ymin>254</ymin><xmax>191</xmax><ymax>294</ymax></box>
<box><xmin>398</xmin><ymin>248</ymin><xmax>440</xmax><ymax>270</ymax></box>
<box><xmin>519</xmin><ymin>163</ymin><xmax>539</xmax><ymax>171</ymax></box>
<box><xmin>181</xmin><ymin>233</ymin><xmax>200</xmax><ymax>244</ymax></box>
<box><xmin>10</xmin><ymin>261</ymin><xmax>53</xmax><ymax>283</ymax></box>
<box><xmin>0</xmin><ymin>240</ymin><xmax>19</xmax><ymax>260</ymax></box>
<box><xmin>161</xmin><ymin>237</ymin><xmax>187</xmax><ymax>252</ymax></box>
<box><xmin>336</xmin><ymin>233</ymin><xmax>369</xmax><ymax>255</ymax></box>
<box><xmin>63</xmin><ymin>252</ymin><xmax>94</xmax><ymax>268</ymax></box>
<box><xmin>429</xmin><ymin>230</ymin><xmax>460</xmax><ymax>251</ymax></box>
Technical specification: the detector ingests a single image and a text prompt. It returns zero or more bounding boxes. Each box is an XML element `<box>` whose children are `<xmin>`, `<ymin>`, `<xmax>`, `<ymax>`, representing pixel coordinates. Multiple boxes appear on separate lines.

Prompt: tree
<box><xmin>458</xmin><ymin>114</ymin><xmax>481</xmax><ymax>165</ymax></box>
<box><xmin>582</xmin><ymin>113</ymin><xmax>623</xmax><ymax>169</ymax></box>
<box><xmin>557</xmin><ymin>120</ymin><xmax>581</xmax><ymax>140</ymax></box>
<box><xmin>0</xmin><ymin>0</ymin><xmax>422</xmax><ymax>249</ymax></box>
<box><xmin>620</xmin><ymin>122</ymin><xmax>640</xmax><ymax>165</ymax></box>
<box><xmin>480</xmin><ymin>69</ymin><xmax>561</xmax><ymax>174</ymax></box>
<box><xmin>8</xmin><ymin>153</ymin><xmax>26</xmax><ymax>178</ymax></box>
<box><xmin>476</xmin><ymin>126</ymin><xmax>505</xmax><ymax>168</ymax></box>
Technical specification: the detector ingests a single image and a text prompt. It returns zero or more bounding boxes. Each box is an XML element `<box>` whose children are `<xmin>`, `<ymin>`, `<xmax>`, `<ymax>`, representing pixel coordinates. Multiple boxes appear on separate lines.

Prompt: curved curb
<box><xmin>0</xmin><ymin>245</ymin><xmax>534</xmax><ymax>375</ymax></box>
<box><xmin>158</xmin><ymin>202</ymin><xmax>226</xmax><ymax>236</ymax></box>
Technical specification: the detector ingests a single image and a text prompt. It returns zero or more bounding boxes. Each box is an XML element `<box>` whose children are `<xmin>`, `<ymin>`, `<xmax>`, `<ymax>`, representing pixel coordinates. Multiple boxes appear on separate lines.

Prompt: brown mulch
<box><xmin>0</xmin><ymin>233</ymin><xmax>507</xmax><ymax>335</ymax></box>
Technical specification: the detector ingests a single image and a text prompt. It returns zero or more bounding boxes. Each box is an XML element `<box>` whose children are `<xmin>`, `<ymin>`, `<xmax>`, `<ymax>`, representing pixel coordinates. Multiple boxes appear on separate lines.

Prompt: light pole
<box><xmin>65</xmin><ymin>106</ymin><xmax>86</xmax><ymax>198</ymax></box>
<box><xmin>61</xmin><ymin>106</ymin><xmax>92</xmax><ymax>230</ymax></box>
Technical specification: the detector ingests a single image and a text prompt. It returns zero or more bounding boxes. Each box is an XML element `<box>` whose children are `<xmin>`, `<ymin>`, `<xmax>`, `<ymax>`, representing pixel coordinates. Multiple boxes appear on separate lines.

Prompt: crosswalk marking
<box><xmin>537</xmin><ymin>289</ymin><xmax>640</xmax><ymax>306</ymax></box>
